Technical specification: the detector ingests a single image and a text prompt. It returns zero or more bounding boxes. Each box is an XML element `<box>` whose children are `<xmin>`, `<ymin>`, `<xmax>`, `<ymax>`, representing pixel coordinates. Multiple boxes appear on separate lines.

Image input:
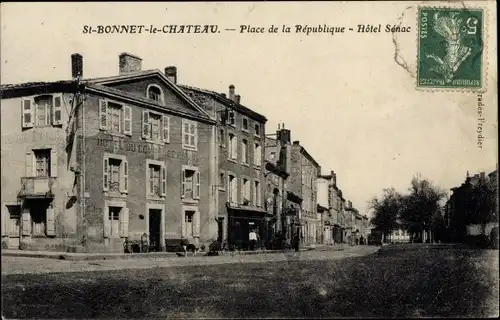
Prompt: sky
<box><xmin>1</xmin><ymin>1</ymin><xmax>497</xmax><ymax>215</ymax></box>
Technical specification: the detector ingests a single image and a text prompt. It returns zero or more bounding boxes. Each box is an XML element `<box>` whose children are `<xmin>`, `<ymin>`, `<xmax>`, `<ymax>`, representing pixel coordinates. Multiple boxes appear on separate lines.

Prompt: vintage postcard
<box><xmin>1</xmin><ymin>1</ymin><xmax>498</xmax><ymax>319</ymax></box>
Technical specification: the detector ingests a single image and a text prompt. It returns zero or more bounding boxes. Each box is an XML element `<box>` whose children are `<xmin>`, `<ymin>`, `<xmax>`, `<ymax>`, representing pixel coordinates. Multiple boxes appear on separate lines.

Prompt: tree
<box><xmin>470</xmin><ymin>177</ymin><xmax>497</xmax><ymax>235</ymax></box>
<box><xmin>369</xmin><ymin>187</ymin><xmax>402</xmax><ymax>243</ymax></box>
<box><xmin>399</xmin><ymin>175</ymin><xmax>446</xmax><ymax>243</ymax></box>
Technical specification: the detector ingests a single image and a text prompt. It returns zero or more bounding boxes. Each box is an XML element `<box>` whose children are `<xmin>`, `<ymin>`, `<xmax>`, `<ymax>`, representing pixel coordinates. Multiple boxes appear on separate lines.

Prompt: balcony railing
<box><xmin>19</xmin><ymin>177</ymin><xmax>56</xmax><ymax>198</ymax></box>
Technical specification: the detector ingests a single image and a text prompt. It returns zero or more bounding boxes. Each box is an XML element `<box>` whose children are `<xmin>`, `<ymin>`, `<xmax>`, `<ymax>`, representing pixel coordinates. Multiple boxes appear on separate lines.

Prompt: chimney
<box><xmin>293</xmin><ymin>141</ymin><xmax>300</xmax><ymax>145</ymax></box>
<box><xmin>480</xmin><ymin>172</ymin><xmax>485</xmax><ymax>179</ymax></box>
<box><xmin>235</xmin><ymin>94</ymin><xmax>241</xmax><ymax>104</ymax></box>
<box><xmin>165</xmin><ymin>66</ymin><xmax>177</xmax><ymax>84</ymax></box>
<box><xmin>119</xmin><ymin>52</ymin><xmax>142</xmax><ymax>74</ymax></box>
<box><xmin>221</xmin><ymin>93</ymin><xmax>227</xmax><ymax>98</ymax></box>
<box><xmin>332</xmin><ymin>172</ymin><xmax>337</xmax><ymax>186</ymax></box>
<box><xmin>348</xmin><ymin>200</ymin><xmax>352</xmax><ymax>208</ymax></box>
<box><xmin>229</xmin><ymin>85</ymin><xmax>235</xmax><ymax>101</ymax></box>
<box><xmin>71</xmin><ymin>53</ymin><xmax>83</xmax><ymax>80</ymax></box>
<box><xmin>277</xmin><ymin>128</ymin><xmax>291</xmax><ymax>145</ymax></box>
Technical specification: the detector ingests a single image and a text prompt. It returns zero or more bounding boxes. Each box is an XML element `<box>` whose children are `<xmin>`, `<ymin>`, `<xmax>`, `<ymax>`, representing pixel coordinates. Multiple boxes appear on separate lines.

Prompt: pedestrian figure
<box><xmin>249</xmin><ymin>229</ymin><xmax>257</xmax><ymax>251</ymax></box>
<box><xmin>293</xmin><ymin>231</ymin><xmax>300</xmax><ymax>252</ymax></box>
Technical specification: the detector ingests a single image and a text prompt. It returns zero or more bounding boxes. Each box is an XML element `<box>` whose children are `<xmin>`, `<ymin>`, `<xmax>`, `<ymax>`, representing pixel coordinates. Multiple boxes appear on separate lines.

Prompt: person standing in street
<box><xmin>249</xmin><ymin>229</ymin><xmax>257</xmax><ymax>251</ymax></box>
<box><xmin>293</xmin><ymin>229</ymin><xmax>300</xmax><ymax>252</ymax></box>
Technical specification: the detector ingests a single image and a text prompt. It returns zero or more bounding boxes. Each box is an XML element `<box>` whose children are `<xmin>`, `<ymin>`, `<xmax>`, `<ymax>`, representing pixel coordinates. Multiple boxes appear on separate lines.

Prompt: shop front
<box><xmin>227</xmin><ymin>204</ymin><xmax>270</xmax><ymax>250</ymax></box>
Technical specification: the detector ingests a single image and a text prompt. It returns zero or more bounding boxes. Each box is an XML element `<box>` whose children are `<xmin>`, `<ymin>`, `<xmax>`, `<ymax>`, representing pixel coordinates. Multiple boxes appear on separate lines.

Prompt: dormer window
<box><xmin>147</xmin><ymin>84</ymin><xmax>164</xmax><ymax>104</ymax></box>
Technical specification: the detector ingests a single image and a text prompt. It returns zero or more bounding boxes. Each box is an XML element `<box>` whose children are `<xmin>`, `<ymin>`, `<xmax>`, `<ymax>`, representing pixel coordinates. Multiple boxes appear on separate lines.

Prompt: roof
<box><xmin>178</xmin><ymin>84</ymin><xmax>267</xmax><ymax>123</ymax></box>
<box><xmin>1</xmin><ymin>70</ymin><xmax>215</xmax><ymax>123</ymax></box>
<box><xmin>292</xmin><ymin>142</ymin><xmax>321</xmax><ymax>169</ymax></box>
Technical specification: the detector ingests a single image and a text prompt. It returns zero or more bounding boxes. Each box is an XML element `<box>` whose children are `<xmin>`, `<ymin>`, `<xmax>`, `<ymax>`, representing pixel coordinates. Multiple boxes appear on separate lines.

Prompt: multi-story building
<box><xmin>344</xmin><ymin>200</ymin><xmax>359</xmax><ymax>245</ymax></box>
<box><xmin>270</xmin><ymin>126</ymin><xmax>321</xmax><ymax>246</ymax></box>
<box><xmin>317</xmin><ymin>172</ymin><xmax>335</xmax><ymax>245</ymax></box>
<box><xmin>1</xmin><ymin>53</ymin><xmax>218</xmax><ymax>252</ymax></box>
<box><xmin>264</xmin><ymin>129</ymin><xmax>302</xmax><ymax>243</ymax></box>
<box><xmin>179</xmin><ymin>84</ymin><xmax>268</xmax><ymax>250</ymax></box>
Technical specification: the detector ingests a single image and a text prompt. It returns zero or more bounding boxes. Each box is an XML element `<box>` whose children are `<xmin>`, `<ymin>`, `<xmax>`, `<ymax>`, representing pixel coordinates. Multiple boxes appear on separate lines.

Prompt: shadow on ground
<box><xmin>2</xmin><ymin>247</ymin><xmax>498</xmax><ymax>318</ymax></box>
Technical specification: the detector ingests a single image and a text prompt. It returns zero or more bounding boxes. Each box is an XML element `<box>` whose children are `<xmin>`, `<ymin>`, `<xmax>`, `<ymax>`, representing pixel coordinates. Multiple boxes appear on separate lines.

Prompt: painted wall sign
<box><xmin>2</xmin><ymin>132</ymin><xmax>66</xmax><ymax>145</ymax></box>
<box><xmin>95</xmin><ymin>137</ymin><xmax>199</xmax><ymax>162</ymax></box>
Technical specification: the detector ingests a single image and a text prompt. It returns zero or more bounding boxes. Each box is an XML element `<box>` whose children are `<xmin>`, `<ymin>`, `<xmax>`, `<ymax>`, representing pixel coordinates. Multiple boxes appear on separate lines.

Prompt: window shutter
<box><xmin>52</xmin><ymin>95</ymin><xmax>62</xmax><ymax>125</ymax></box>
<box><xmin>240</xmin><ymin>178</ymin><xmax>244</xmax><ymax>204</ymax></box>
<box><xmin>181</xmin><ymin>212</ymin><xmax>186</xmax><ymax>237</ymax></box>
<box><xmin>147</xmin><ymin>164</ymin><xmax>151</xmax><ymax>195</ymax></box>
<box><xmin>103</xmin><ymin>157</ymin><xmax>109</xmax><ymax>191</ymax></box>
<box><xmin>194</xmin><ymin>170</ymin><xmax>200</xmax><ymax>199</ymax></box>
<box><xmin>120</xmin><ymin>208</ymin><xmax>129</xmax><ymax>238</ymax></box>
<box><xmin>50</xmin><ymin>149</ymin><xmax>58</xmax><ymax>178</ymax></box>
<box><xmin>181</xmin><ymin>169</ymin><xmax>186</xmax><ymax>198</ymax></box>
<box><xmin>121</xmin><ymin>160</ymin><xmax>128</xmax><ymax>193</ymax></box>
<box><xmin>181</xmin><ymin>120</ymin><xmax>186</xmax><ymax>147</ymax></box>
<box><xmin>22</xmin><ymin>209</ymin><xmax>31</xmax><ymax>236</ymax></box>
<box><xmin>46</xmin><ymin>208</ymin><xmax>55</xmax><ymax>236</ymax></box>
<box><xmin>25</xmin><ymin>151</ymin><xmax>33</xmax><ymax>177</ymax></box>
<box><xmin>162</xmin><ymin>116</ymin><xmax>170</xmax><ymax>143</ymax></box>
<box><xmin>193</xmin><ymin>211</ymin><xmax>200</xmax><ymax>237</ymax></box>
<box><xmin>99</xmin><ymin>100</ymin><xmax>108</xmax><ymax>130</ymax></box>
<box><xmin>21</xmin><ymin>99</ymin><xmax>34</xmax><ymax>128</ymax></box>
<box><xmin>227</xmin><ymin>175</ymin><xmax>231</xmax><ymax>203</ymax></box>
<box><xmin>103</xmin><ymin>206</ymin><xmax>110</xmax><ymax>238</ymax></box>
<box><xmin>142</xmin><ymin>110</ymin><xmax>150</xmax><ymax>139</ymax></box>
<box><xmin>190</xmin><ymin>123</ymin><xmax>197</xmax><ymax>147</ymax></box>
<box><xmin>161</xmin><ymin>165</ymin><xmax>167</xmax><ymax>197</ymax></box>
<box><xmin>1</xmin><ymin>206</ymin><xmax>9</xmax><ymax>236</ymax></box>
<box><xmin>123</xmin><ymin>106</ymin><xmax>132</xmax><ymax>135</ymax></box>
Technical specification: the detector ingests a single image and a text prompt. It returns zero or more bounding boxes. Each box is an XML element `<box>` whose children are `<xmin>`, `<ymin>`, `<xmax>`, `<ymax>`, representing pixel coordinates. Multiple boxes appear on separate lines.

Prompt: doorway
<box><xmin>149</xmin><ymin>209</ymin><xmax>162</xmax><ymax>252</ymax></box>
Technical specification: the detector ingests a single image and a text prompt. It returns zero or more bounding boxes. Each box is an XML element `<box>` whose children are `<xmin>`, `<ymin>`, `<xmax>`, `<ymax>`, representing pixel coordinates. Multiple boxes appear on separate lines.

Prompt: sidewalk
<box><xmin>2</xmin><ymin>245</ymin><xmax>378</xmax><ymax>276</ymax></box>
<box><xmin>1</xmin><ymin>246</ymin><xmax>318</xmax><ymax>261</ymax></box>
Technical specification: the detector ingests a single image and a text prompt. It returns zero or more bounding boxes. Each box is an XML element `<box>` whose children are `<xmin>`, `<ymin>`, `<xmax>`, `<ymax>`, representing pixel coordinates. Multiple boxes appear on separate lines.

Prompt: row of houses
<box><xmin>0</xmin><ymin>52</ymin><xmax>368</xmax><ymax>253</ymax></box>
<box><xmin>443</xmin><ymin>168</ymin><xmax>498</xmax><ymax>244</ymax></box>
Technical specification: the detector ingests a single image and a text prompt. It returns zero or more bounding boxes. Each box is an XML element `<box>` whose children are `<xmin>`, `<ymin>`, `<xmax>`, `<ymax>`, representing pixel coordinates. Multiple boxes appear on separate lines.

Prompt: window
<box><xmin>35</xmin><ymin>95</ymin><xmax>52</xmax><ymax>126</ymax></box>
<box><xmin>228</xmin><ymin>174</ymin><xmax>237</xmax><ymax>204</ymax></box>
<box><xmin>147</xmin><ymin>85</ymin><xmax>163</xmax><ymax>103</ymax></box>
<box><xmin>242</xmin><ymin>118</ymin><xmax>249</xmax><ymax>131</ymax></box>
<box><xmin>182</xmin><ymin>119</ymin><xmax>198</xmax><ymax>150</ymax></box>
<box><xmin>270</xmin><ymin>152</ymin><xmax>276</xmax><ymax>160</ymax></box>
<box><xmin>21</xmin><ymin>95</ymin><xmax>63</xmax><ymax>129</ymax></box>
<box><xmin>228</xmin><ymin>111</ymin><xmax>236</xmax><ymax>126</ymax></box>
<box><xmin>34</xmin><ymin>149</ymin><xmax>51</xmax><ymax>177</ymax></box>
<box><xmin>142</xmin><ymin>110</ymin><xmax>169</xmax><ymax>143</ymax></box>
<box><xmin>182</xmin><ymin>210</ymin><xmax>200</xmax><ymax>238</ymax></box>
<box><xmin>218</xmin><ymin>129</ymin><xmax>225</xmax><ymax>147</ymax></box>
<box><xmin>228</xmin><ymin>134</ymin><xmax>238</xmax><ymax>160</ymax></box>
<box><xmin>146</xmin><ymin>160</ymin><xmax>166</xmax><ymax>198</ymax></box>
<box><xmin>253</xmin><ymin>181</ymin><xmax>261</xmax><ymax>207</ymax></box>
<box><xmin>8</xmin><ymin>206</ymin><xmax>20</xmax><ymax>237</ymax></box>
<box><xmin>254</xmin><ymin>123</ymin><xmax>260</xmax><ymax>136</ymax></box>
<box><xmin>253</xmin><ymin>143</ymin><xmax>262</xmax><ymax>166</ymax></box>
<box><xmin>241</xmin><ymin>139</ymin><xmax>249</xmax><ymax>164</ymax></box>
<box><xmin>109</xmin><ymin>207</ymin><xmax>121</xmax><ymax>237</ymax></box>
<box><xmin>184</xmin><ymin>211</ymin><xmax>194</xmax><ymax>237</ymax></box>
<box><xmin>99</xmin><ymin>100</ymin><xmax>132</xmax><ymax>135</ymax></box>
<box><xmin>182</xmin><ymin>166</ymin><xmax>200</xmax><ymax>201</ymax></box>
<box><xmin>103</xmin><ymin>203</ymin><xmax>129</xmax><ymax>238</ymax></box>
<box><xmin>103</xmin><ymin>155</ymin><xmax>128</xmax><ymax>194</ymax></box>
<box><xmin>219</xmin><ymin>171</ymin><xmax>225</xmax><ymax>190</ymax></box>
<box><xmin>241</xmin><ymin>178</ymin><xmax>250</xmax><ymax>204</ymax></box>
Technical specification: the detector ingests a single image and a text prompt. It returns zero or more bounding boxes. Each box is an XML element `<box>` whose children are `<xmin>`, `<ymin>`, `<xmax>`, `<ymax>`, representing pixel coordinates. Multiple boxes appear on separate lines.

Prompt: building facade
<box><xmin>180</xmin><ymin>84</ymin><xmax>268</xmax><ymax>250</ymax></box>
<box><xmin>1</xmin><ymin>53</ymin><xmax>218</xmax><ymax>252</ymax></box>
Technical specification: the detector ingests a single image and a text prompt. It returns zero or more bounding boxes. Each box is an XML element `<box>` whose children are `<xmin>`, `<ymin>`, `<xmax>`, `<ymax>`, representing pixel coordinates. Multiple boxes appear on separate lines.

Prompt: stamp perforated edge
<box><xmin>415</xmin><ymin>4</ymin><xmax>489</xmax><ymax>94</ymax></box>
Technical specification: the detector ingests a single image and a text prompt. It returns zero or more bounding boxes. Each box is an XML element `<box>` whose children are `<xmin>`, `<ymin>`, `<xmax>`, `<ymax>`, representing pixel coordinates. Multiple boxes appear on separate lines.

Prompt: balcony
<box><xmin>18</xmin><ymin>177</ymin><xmax>56</xmax><ymax>198</ymax></box>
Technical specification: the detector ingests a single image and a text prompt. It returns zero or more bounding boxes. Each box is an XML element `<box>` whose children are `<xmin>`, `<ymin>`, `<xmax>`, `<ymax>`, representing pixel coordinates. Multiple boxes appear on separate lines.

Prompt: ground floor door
<box><xmin>149</xmin><ymin>209</ymin><xmax>161</xmax><ymax>252</ymax></box>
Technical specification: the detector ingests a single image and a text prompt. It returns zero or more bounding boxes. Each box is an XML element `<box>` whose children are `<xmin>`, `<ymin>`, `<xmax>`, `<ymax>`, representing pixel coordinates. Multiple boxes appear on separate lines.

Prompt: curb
<box><xmin>1</xmin><ymin>247</ymin><xmax>317</xmax><ymax>261</ymax></box>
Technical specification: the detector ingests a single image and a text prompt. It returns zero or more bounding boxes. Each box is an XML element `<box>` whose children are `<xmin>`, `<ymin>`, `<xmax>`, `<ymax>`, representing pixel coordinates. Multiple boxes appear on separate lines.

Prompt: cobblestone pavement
<box><xmin>1</xmin><ymin>245</ymin><xmax>378</xmax><ymax>275</ymax></box>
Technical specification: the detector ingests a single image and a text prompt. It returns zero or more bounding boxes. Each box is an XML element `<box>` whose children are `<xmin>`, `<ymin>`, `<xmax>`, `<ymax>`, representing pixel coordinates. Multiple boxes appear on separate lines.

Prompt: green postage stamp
<box><xmin>417</xmin><ymin>7</ymin><xmax>484</xmax><ymax>90</ymax></box>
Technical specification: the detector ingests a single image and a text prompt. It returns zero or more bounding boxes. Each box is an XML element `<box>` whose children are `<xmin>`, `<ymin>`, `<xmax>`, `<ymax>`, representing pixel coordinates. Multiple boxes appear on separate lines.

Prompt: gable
<box><xmin>86</xmin><ymin>71</ymin><xmax>212</xmax><ymax>121</ymax></box>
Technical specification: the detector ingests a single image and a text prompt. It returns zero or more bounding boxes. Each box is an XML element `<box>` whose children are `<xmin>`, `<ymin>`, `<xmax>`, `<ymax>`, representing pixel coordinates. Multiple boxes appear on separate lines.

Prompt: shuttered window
<box><xmin>34</xmin><ymin>149</ymin><xmax>51</xmax><ymax>177</ymax></box>
<box><xmin>103</xmin><ymin>155</ymin><xmax>128</xmax><ymax>194</ymax></box>
<box><xmin>21</xmin><ymin>94</ymin><xmax>63</xmax><ymax>129</ymax></box>
<box><xmin>181</xmin><ymin>166</ymin><xmax>200</xmax><ymax>201</ymax></box>
<box><xmin>99</xmin><ymin>100</ymin><xmax>132</xmax><ymax>135</ymax></box>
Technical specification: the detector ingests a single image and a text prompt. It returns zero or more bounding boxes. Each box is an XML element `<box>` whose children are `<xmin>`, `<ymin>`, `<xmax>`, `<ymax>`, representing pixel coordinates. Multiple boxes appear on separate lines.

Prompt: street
<box><xmin>2</xmin><ymin>245</ymin><xmax>498</xmax><ymax>318</ymax></box>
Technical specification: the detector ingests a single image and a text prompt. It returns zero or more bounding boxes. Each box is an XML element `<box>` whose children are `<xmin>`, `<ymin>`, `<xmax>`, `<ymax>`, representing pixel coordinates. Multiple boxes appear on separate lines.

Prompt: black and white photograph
<box><xmin>1</xmin><ymin>1</ymin><xmax>498</xmax><ymax>318</ymax></box>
